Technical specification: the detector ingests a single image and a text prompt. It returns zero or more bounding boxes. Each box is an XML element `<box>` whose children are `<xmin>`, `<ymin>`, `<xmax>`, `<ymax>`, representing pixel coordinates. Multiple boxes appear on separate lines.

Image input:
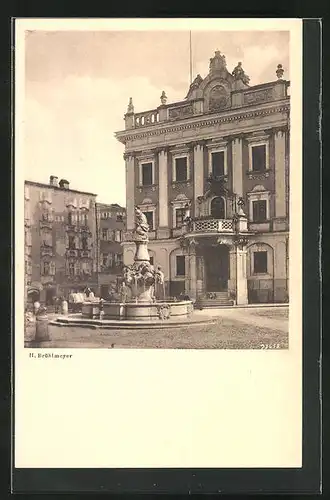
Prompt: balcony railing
<box><xmin>191</xmin><ymin>218</ymin><xmax>234</xmax><ymax>233</ymax></box>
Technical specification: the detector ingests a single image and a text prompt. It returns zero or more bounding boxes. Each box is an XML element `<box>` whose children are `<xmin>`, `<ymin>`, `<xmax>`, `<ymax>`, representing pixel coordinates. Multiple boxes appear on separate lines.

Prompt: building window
<box><xmin>254</xmin><ymin>251</ymin><xmax>268</xmax><ymax>274</ymax></box>
<box><xmin>175</xmin><ymin>208</ymin><xmax>186</xmax><ymax>228</ymax></box>
<box><xmin>114</xmin><ymin>230</ymin><xmax>122</xmax><ymax>242</ymax></box>
<box><xmin>175</xmin><ymin>157</ymin><xmax>188</xmax><ymax>182</ymax></box>
<box><xmin>81</xmin><ymin>261</ymin><xmax>91</xmax><ymax>275</ymax></box>
<box><xmin>102</xmin><ymin>253</ymin><xmax>108</xmax><ymax>267</ymax></box>
<box><xmin>81</xmin><ymin>213</ymin><xmax>88</xmax><ymax>226</ymax></box>
<box><xmin>176</xmin><ymin>255</ymin><xmax>186</xmax><ymax>277</ymax></box>
<box><xmin>42</xmin><ymin>210</ymin><xmax>52</xmax><ymax>222</ymax></box>
<box><xmin>143</xmin><ymin>211</ymin><xmax>154</xmax><ymax>230</ymax></box>
<box><xmin>149</xmin><ymin>256</ymin><xmax>154</xmax><ymax>266</ymax></box>
<box><xmin>117</xmin><ymin>214</ymin><xmax>123</xmax><ymax>222</ymax></box>
<box><xmin>252</xmin><ymin>200</ymin><xmax>267</xmax><ymax>222</ymax></box>
<box><xmin>81</xmin><ymin>235</ymin><xmax>88</xmax><ymax>250</ymax></box>
<box><xmin>42</xmin><ymin>230</ymin><xmax>52</xmax><ymax>247</ymax></box>
<box><xmin>68</xmin><ymin>212</ymin><xmax>73</xmax><ymax>225</ymax></box>
<box><xmin>102</xmin><ymin>229</ymin><xmax>108</xmax><ymax>240</ymax></box>
<box><xmin>115</xmin><ymin>253</ymin><xmax>123</xmax><ymax>266</ymax></box>
<box><xmin>211</xmin><ymin>151</ymin><xmax>225</xmax><ymax>177</ymax></box>
<box><xmin>42</xmin><ymin>261</ymin><xmax>50</xmax><ymax>276</ymax></box>
<box><xmin>68</xmin><ymin>235</ymin><xmax>76</xmax><ymax>249</ymax></box>
<box><xmin>69</xmin><ymin>262</ymin><xmax>75</xmax><ymax>276</ymax></box>
<box><xmin>251</xmin><ymin>145</ymin><xmax>266</xmax><ymax>172</ymax></box>
<box><xmin>142</xmin><ymin>162</ymin><xmax>153</xmax><ymax>186</ymax></box>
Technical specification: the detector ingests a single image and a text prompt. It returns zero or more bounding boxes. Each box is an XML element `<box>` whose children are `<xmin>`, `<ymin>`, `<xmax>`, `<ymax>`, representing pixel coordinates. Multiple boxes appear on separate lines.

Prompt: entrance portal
<box><xmin>204</xmin><ymin>245</ymin><xmax>229</xmax><ymax>292</ymax></box>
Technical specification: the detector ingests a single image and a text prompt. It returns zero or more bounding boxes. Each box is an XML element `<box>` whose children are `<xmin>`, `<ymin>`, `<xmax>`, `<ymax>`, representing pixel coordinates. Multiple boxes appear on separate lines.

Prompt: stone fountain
<box><xmin>76</xmin><ymin>206</ymin><xmax>195</xmax><ymax>323</ymax></box>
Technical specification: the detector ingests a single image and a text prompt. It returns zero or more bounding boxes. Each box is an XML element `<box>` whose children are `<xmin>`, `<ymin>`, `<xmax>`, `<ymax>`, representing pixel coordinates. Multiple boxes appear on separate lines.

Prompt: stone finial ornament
<box><xmin>232</xmin><ymin>62</ymin><xmax>250</xmax><ymax>85</ymax></box>
<box><xmin>127</xmin><ymin>97</ymin><xmax>134</xmax><ymax>114</ymax></box>
<box><xmin>276</xmin><ymin>64</ymin><xmax>284</xmax><ymax>79</ymax></box>
<box><xmin>209</xmin><ymin>50</ymin><xmax>227</xmax><ymax>74</ymax></box>
<box><xmin>160</xmin><ymin>91</ymin><xmax>167</xmax><ymax>105</ymax></box>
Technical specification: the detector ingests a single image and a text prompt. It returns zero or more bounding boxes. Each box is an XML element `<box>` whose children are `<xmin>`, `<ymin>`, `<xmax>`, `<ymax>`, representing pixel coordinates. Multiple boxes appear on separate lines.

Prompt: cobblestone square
<box><xmin>25</xmin><ymin>306</ymin><xmax>289</xmax><ymax>350</ymax></box>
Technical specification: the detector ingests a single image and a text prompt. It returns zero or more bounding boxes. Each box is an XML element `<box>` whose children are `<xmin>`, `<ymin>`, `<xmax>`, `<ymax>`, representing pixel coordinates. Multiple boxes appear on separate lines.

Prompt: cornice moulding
<box><xmin>116</xmin><ymin>102</ymin><xmax>290</xmax><ymax>144</ymax></box>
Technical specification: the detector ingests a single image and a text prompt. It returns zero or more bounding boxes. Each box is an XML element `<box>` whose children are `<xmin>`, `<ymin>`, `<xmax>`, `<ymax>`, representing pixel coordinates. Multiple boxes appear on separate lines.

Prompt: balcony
<box><xmin>80</xmin><ymin>249</ymin><xmax>92</xmax><ymax>258</ymax></box>
<box><xmin>66</xmin><ymin>249</ymin><xmax>78</xmax><ymax>257</ymax></box>
<box><xmin>66</xmin><ymin>224</ymin><xmax>78</xmax><ymax>232</ymax></box>
<box><xmin>190</xmin><ymin>218</ymin><xmax>234</xmax><ymax>234</ymax></box>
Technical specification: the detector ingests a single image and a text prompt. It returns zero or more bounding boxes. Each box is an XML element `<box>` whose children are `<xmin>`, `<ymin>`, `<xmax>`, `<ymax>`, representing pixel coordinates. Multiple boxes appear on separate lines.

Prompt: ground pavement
<box><xmin>25</xmin><ymin>306</ymin><xmax>289</xmax><ymax>350</ymax></box>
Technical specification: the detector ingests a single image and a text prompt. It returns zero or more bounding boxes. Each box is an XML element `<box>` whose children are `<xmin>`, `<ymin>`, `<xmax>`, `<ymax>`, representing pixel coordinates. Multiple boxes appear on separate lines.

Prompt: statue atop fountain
<box><xmin>121</xmin><ymin>206</ymin><xmax>162</xmax><ymax>303</ymax></box>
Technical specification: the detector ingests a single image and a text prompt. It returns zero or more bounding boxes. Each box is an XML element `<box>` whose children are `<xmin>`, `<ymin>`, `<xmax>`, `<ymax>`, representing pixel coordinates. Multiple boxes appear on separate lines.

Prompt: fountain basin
<box><xmin>81</xmin><ymin>300</ymin><xmax>193</xmax><ymax>321</ymax></box>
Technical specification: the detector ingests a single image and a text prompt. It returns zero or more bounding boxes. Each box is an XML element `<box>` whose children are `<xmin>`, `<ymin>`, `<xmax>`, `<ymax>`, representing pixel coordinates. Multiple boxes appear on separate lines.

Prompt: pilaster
<box><xmin>193</xmin><ymin>141</ymin><xmax>205</xmax><ymax>215</ymax></box>
<box><xmin>124</xmin><ymin>152</ymin><xmax>135</xmax><ymax>230</ymax></box>
<box><xmin>196</xmin><ymin>254</ymin><xmax>204</xmax><ymax>297</ymax></box>
<box><xmin>236</xmin><ymin>247</ymin><xmax>248</xmax><ymax>305</ymax></box>
<box><xmin>189</xmin><ymin>253</ymin><xmax>197</xmax><ymax>299</ymax></box>
<box><xmin>228</xmin><ymin>248</ymin><xmax>237</xmax><ymax>295</ymax></box>
<box><xmin>274</xmin><ymin>128</ymin><xmax>287</xmax><ymax>218</ymax></box>
<box><xmin>232</xmin><ymin>135</ymin><xmax>244</xmax><ymax>199</ymax></box>
<box><xmin>232</xmin><ymin>237</ymin><xmax>249</xmax><ymax>305</ymax></box>
<box><xmin>158</xmin><ymin>148</ymin><xmax>169</xmax><ymax>228</ymax></box>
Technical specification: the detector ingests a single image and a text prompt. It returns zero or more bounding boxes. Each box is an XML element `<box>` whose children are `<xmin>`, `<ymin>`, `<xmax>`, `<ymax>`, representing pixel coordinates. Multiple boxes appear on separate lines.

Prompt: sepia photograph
<box><xmin>23</xmin><ymin>27</ymin><xmax>290</xmax><ymax>350</ymax></box>
<box><xmin>14</xmin><ymin>18</ymin><xmax>305</xmax><ymax>475</ymax></box>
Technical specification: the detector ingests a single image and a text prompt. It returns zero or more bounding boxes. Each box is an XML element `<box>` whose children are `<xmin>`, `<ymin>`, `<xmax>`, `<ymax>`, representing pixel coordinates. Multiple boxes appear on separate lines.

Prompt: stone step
<box><xmin>200</xmin><ymin>301</ymin><xmax>232</xmax><ymax>305</ymax></box>
<box><xmin>197</xmin><ymin>298</ymin><xmax>233</xmax><ymax>308</ymax></box>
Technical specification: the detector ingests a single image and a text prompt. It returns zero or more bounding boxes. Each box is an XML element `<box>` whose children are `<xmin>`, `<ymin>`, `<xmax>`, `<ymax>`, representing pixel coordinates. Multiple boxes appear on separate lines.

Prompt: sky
<box><xmin>24</xmin><ymin>29</ymin><xmax>289</xmax><ymax>206</ymax></box>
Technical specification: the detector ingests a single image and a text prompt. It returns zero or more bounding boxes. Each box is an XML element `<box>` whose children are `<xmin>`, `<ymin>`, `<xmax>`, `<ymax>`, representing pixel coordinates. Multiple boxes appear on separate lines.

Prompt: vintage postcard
<box><xmin>14</xmin><ymin>18</ymin><xmax>303</xmax><ymax>472</ymax></box>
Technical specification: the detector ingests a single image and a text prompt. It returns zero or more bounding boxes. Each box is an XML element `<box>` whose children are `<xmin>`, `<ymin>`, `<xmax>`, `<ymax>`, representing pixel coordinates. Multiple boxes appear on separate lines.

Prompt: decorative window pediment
<box><xmin>66</xmin><ymin>197</ymin><xmax>78</xmax><ymax>208</ymax></box>
<box><xmin>39</xmin><ymin>191</ymin><xmax>52</xmax><ymax>204</ymax></box>
<box><xmin>139</xmin><ymin>198</ymin><xmax>156</xmax><ymax>210</ymax></box>
<box><xmin>251</xmin><ymin>184</ymin><xmax>267</xmax><ymax>192</ymax></box>
<box><xmin>79</xmin><ymin>198</ymin><xmax>89</xmax><ymax>210</ymax></box>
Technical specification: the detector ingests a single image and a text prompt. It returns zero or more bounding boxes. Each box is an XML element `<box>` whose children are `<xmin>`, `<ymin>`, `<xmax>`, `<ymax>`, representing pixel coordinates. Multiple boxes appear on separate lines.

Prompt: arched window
<box><xmin>210</xmin><ymin>197</ymin><xmax>225</xmax><ymax>218</ymax></box>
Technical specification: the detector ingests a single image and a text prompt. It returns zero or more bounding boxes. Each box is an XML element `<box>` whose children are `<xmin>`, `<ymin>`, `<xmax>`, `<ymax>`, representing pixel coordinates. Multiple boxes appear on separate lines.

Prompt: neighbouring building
<box><xmin>115</xmin><ymin>51</ymin><xmax>290</xmax><ymax>305</ymax></box>
<box><xmin>24</xmin><ymin>176</ymin><xmax>98</xmax><ymax>305</ymax></box>
<box><xmin>96</xmin><ymin>202</ymin><xmax>126</xmax><ymax>298</ymax></box>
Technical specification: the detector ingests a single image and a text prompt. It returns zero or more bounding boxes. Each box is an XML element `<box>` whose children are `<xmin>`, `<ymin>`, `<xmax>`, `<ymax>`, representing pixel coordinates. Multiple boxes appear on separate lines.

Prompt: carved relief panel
<box><xmin>204</xmin><ymin>80</ymin><xmax>231</xmax><ymax>113</ymax></box>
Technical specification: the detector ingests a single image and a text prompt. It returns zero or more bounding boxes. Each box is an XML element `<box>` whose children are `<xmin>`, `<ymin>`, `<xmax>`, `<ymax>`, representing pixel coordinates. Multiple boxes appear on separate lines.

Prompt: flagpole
<box><xmin>189</xmin><ymin>31</ymin><xmax>193</xmax><ymax>84</ymax></box>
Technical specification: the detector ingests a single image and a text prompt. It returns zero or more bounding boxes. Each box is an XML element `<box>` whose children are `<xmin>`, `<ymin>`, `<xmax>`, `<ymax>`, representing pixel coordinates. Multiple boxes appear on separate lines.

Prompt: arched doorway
<box><xmin>210</xmin><ymin>197</ymin><xmax>225</xmax><ymax>219</ymax></box>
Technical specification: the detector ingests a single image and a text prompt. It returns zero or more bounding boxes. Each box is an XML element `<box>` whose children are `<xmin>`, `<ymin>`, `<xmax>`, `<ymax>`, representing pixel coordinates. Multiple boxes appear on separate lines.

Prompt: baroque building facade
<box><xmin>96</xmin><ymin>202</ymin><xmax>126</xmax><ymax>298</ymax></box>
<box><xmin>115</xmin><ymin>51</ymin><xmax>290</xmax><ymax>305</ymax></box>
<box><xmin>24</xmin><ymin>176</ymin><xmax>98</xmax><ymax>305</ymax></box>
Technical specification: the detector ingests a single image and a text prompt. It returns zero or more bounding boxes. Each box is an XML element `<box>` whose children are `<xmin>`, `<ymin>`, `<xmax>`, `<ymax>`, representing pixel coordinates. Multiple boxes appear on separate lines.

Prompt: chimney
<box><xmin>49</xmin><ymin>175</ymin><xmax>59</xmax><ymax>187</ymax></box>
<box><xmin>59</xmin><ymin>179</ymin><xmax>70</xmax><ymax>189</ymax></box>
